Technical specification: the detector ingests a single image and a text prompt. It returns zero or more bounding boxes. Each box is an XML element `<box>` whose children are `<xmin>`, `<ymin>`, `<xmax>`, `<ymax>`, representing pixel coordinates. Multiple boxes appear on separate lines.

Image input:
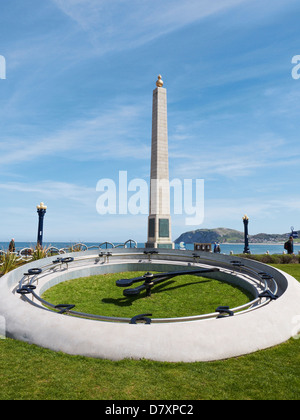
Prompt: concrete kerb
<box><xmin>1</xmin><ymin>249</ymin><xmax>300</xmax><ymax>362</ymax></box>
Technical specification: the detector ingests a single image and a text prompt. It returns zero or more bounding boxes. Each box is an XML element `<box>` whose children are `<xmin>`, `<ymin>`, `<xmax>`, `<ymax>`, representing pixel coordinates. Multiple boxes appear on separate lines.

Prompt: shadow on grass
<box><xmin>101</xmin><ymin>279</ymin><xmax>212</xmax><ymax>307</ymax></box>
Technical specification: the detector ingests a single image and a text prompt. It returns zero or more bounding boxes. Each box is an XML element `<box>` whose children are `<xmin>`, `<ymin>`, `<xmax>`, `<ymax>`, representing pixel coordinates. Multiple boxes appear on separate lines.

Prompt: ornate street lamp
<box><xmin>36</xmin><ymin>202</ymin><xmax>47</xmax><ymax>247</ymax></box>
<box><xmin>243</xmin><ymin>214</ymin><xmax>250</xmax><ymax>254</ymax></box>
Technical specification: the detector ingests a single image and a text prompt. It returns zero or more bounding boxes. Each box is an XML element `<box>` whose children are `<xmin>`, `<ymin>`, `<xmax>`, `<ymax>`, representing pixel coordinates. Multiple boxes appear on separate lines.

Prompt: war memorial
<box><xmin>1</xmin><ymin>76</ymin><xmax>300</xmax><ymax>363</ymax></box>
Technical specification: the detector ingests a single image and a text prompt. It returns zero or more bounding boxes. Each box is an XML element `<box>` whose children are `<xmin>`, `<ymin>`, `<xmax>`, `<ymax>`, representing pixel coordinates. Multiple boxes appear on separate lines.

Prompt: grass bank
<box><xmin>0</xmin><ymin>336</ymin><xmax>299</xmax><ymax>400</ymax></box>
<box><xmin>0</xmin><ymin>264</ymin><xmax>300</xmax><ymax>400</ymax></box>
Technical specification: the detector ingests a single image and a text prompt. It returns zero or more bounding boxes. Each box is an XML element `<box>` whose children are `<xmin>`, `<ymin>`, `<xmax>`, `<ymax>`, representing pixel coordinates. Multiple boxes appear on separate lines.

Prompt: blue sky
<box><xmin>0</xmin><ymin>0</ymin><xmax>300</xmax><ymax>243</ymax></box>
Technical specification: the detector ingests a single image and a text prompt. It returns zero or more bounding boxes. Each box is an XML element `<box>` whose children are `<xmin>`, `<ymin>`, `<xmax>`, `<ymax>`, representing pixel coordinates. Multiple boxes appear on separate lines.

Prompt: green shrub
<box><xmin>31</xmin><ymin>245</ymin><xmax>48</xmax><ymax>260</ymax></box>
<box><xmin>0</xmin><ymin>251</ymin><xmax>19</xmax><ymax>274</ymax></box>
<box><xmin>236</xmin><ymin>253</ymin><xmax>300</xmax><ymax>264</ymax></box>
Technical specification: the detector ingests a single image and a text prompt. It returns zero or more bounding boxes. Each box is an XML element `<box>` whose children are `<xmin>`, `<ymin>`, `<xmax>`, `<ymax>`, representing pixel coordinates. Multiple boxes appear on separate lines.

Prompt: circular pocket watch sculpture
<box><xmin>1</xmin><ymin>248</ymin><xmax>300</xmax><ymax>362</ymax></box>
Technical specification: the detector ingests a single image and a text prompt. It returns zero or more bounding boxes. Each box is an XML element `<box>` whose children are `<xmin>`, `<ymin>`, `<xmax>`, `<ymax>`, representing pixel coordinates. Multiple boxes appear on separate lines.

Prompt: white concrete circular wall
<box><xmin>1</xmin><ymin>249</ymin><xmax>300</xmax><ymax>362</ymax></box>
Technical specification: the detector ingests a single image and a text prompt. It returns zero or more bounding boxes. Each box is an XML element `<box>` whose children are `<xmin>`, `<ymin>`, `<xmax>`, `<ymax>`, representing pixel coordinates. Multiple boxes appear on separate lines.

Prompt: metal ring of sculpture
<box><xmin>46</xmin><ymin>247</ymin><xmax>62</xmax><ymax>256</ymax></box>
<box><xmin>18</xmin><ymin>247</ymin><xmax>34</xmax><ymax>260</ymax></box>
<box><xmin>1</xmin><ymin>248</ymin><xmax>300</xmax><ymax>362</ymax></box>
<box><xmin>99</xmin><ymin>242</ymin><xmax>115</xmax><ymax>249</ymax></box>
<box><xmin>72</xmin><ymin>243</ymin><xmax>88</xmax><ymax>252</ymax></box>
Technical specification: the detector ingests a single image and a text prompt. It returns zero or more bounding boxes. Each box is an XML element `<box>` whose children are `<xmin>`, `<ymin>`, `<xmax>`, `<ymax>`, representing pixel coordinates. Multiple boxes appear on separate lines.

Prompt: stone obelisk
<box><xmin>145</xmin><ymin>75</ymin><xmax>174</xmax><ymax>249</ymax></box>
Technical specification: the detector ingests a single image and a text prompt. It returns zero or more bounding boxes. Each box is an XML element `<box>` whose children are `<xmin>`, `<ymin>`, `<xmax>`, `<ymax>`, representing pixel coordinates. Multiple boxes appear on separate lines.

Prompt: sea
<box><xmin>1</xmin><ymin>241</ymin><xmax>299</xmax><ymax>255</ymax></box>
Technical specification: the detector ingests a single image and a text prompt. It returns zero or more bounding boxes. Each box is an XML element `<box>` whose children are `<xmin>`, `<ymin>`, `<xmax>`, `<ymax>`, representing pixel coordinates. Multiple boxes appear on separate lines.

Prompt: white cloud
<box><xmin>52</xmin><ymin>0</ymin><xmax>249</xmax><ymax>51</ymax></box>
<box><xmin>191</xmin><ymin>195</ymin><xmax>300</xmax><ymax>234</ymax></box>
<box><xmin>0</xmin><ymin>103</ymin><xmax>150</xmax><ymax>166</ymax></box>
<box><xmin>0</xmin><ymin>179</ymin><xmax>149</xmax><ymax>242</ymax></box>
<box><xmin>170</xmin><ymin>132</ymin><xmax>295</xmax><ymax>179</ymax></box>
<box><xmin>0</xmin><ymin>180</ymin><xmax>95</xmax><ymax>205</ymax></box>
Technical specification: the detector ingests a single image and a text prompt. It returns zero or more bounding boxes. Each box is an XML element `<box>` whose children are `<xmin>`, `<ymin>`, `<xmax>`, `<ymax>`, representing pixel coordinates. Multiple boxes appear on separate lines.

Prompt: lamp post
<box><xmin>243</xmin><ymin>214</ymin><xmax>250</xmax><ymax>254</ymax></box>
<box><xmin>36</xmin><ymin>202</ymin><xmax>47</xmax><ymax>247</ymax></box>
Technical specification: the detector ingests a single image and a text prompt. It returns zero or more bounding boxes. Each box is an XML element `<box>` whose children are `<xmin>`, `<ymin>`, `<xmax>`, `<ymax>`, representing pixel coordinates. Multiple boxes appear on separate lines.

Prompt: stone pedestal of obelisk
<box><xmin>145</xmin><ymin>75</ymin><xmax>174</xmax><ymax>249</ymax></box>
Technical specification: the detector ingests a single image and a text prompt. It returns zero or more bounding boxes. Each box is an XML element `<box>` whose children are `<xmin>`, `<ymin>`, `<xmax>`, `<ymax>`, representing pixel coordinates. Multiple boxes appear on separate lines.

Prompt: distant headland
<box><xmin>175</xmin><ymin>228</ymin><xmax>299</xmax><ymax>245</ymax></box>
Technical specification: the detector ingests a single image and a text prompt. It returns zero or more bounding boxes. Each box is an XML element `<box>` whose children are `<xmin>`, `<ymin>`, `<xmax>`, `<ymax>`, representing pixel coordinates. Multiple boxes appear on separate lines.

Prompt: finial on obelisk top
<box><xmin>156</xmin><ymin>74</ymin><xmax>164</xmax><ymax>87</ymax></box>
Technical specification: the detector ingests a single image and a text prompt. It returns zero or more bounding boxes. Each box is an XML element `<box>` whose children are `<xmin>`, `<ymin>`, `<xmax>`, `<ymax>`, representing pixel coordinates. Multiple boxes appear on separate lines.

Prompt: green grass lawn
<box><xmin>271</xmin><ymin>263</ymin><xmax>300</xmax><ymax>281</ymax></box>
<box><xmin>42</xmin><ymin>272</ymin><xmax>252</xmax><ymax>319</ymax></box>
<box><xmin>1</xmin><ymin>264</ymin><xmax>300</xmax><ymax>400</ymax></box>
